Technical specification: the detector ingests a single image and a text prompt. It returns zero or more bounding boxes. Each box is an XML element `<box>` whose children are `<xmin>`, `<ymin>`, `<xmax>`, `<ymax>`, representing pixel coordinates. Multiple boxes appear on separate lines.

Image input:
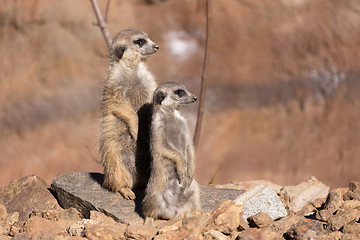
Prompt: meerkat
<box><xmin>99</xmin><ymin>30</ymin><xmax>159</xmax><ymax>200</ymax></box>
<box><xmin>142</xmin><ymin>82</ymin><xmax>201</xmax><ymax>221</ymax></box>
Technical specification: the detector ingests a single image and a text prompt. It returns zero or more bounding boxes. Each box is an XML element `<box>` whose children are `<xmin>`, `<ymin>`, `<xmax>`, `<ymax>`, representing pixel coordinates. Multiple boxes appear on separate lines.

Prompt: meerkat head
<box><xmin>110</xmin><ymin>29</ymin><xmax>159</xmax><ymax>64</ymax></box>
<box><xmin>153</xmin><ymin>82</ymin><xmax>197</xmax><ymax>111</ymax></box>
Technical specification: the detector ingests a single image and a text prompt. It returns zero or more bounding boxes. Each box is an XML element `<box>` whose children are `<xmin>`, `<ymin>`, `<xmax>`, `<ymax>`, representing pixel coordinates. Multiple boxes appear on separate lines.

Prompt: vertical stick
<box><xmin>193</xmin><ymin>0</ymin><xmax>212</xmax><ymax>149</ymax></box>
<box><xmin>89</xmin><ymin>0</ymin><xmax>112</xmax><ymax>52</ymax></box>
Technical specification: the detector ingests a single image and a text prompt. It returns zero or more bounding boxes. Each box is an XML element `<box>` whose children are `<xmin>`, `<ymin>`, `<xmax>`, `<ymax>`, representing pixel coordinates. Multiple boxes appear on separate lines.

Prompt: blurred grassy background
<box><xmin>1</xmin><ymin>0</ymin><xmax>360</xmax><ymax>188</ymax></box>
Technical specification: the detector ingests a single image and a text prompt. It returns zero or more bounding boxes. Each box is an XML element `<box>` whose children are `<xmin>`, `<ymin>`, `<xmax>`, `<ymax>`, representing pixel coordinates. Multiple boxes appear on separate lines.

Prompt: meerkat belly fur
<box><xmin>99</xmin><ymin>30</ymin><xmax>158</xmax><ymax>200</ymax></box>
<box><xmin>142</xmin><ymin>82</ymin><xmax>201</xmax><ymax>220</ymax></box>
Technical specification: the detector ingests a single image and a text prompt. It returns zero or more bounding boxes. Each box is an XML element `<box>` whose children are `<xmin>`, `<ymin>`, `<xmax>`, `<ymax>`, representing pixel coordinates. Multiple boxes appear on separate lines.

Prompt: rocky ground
<box><xmin>0</xmin><ymin>174</ymin><xmax>359</xmax><ymax>240</ymax></box>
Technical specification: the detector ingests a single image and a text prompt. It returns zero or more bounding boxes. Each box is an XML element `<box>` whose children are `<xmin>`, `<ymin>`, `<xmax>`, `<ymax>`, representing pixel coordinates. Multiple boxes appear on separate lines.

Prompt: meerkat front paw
<box><xmin>178</xmin><ymin>172</ymin><xmax>188</xmax><ymax>188</ymax></box>
<box><xmin>129</xmin><ymin>128</ymin><xmax>138</xmax><ymax>140</ymax></box>
<box><xmin>119</xmin><ymin>187</ymin><xmax>136</xmax><ymax>200</ymax></box>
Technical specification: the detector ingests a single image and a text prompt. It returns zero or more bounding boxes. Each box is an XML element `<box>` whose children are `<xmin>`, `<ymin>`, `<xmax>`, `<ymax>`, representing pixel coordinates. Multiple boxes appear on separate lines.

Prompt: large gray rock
<box><xmin>51</xmin><ymin>172</ymin><xmax>244</xmax><ymax>225</ymax></box>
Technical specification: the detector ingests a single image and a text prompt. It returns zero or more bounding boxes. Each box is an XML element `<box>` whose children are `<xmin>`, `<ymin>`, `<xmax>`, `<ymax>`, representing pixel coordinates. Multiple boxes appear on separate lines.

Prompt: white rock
<box><xmin>234</xmin><ymin>185</ymin><xmax>287</xmax><ymax>222</ymax></box>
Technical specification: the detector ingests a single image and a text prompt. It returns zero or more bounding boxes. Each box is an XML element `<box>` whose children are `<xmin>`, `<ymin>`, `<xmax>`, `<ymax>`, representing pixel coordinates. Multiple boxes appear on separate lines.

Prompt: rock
<box><xmin>315</xmin><ymin>209</ymin><xmax>332</xmax><ymax>222</ymax></box>
<box><xmin>349</xmin><ymin>181</ymin><xmax>360</xmax><ymax>193</ymax></box>
<box><xmin>342</xmin><ymin>200</ymin><xmax>360</xmax><ymax>211</ymax></box>
<box><xmin>209</xmin><ymin>200</ymin><xmax>243</xmax><ymax>234</ymax></box>
<box><xmin>67</xmin><ymin>219</ymin><xmax>94</xmax><ymax>237</ymax></box>
<box><xmin>247</xmin><ymin>212</ymin><xmax>273</xmax><ymax>228</ymax></box>
<box><xmin>29</xmin><ymin>208</ymin><xmax>82</xmax><ymax>222</ymax></box>
<box><xmin>235</xmin><ymin>228</ymin><xmax>282</xmax><ymax>240</ymax></box>
<box><xmin>320</xmin><ymin>231</ymin><xmax>343</xmax><ymax>240</ymax></box>
<box><xmin>327</xmin><ymin>208</ymin><xmax>360</xmax><ymax>231</ymax></box>
<box><xmin>343</xmin><ymin>191</ymin><xmax>360</xmax><ymax>201</ymax></box>
<box><xmin>155</xmin><ymin>212</ymin><xmax>211</xmax><ymax>240</ymax></box>
<box><xmin>279</xmin><ymin>176</ymin><xmax>329</xmax><ymax>213</ymax></box>
<box><xmin>0</xmin><ymin>204</ymin><xmax>20</xmax><ymax>236</ymax></box>
<box><xmin>0</xmin><ymin>175</ymin><xmax>60</xmax><ymax>224</ymax></box>
<box><xmin>203</xmin><ymin>229</ymin><xmax>231</xmax><ymax>240</ymax></box>
<box><xmin>51</xmin><ymin>172</ymin><xmax>244</xmax><ymax>224</ymax></box>
<box><xmin>21</xmin><ymin>215</ymin><xmax>73</xmax><ymax>237</ymax></box>
<box><xmin>342</xmin><ymin>233</ymin><xmax>360</xmax><ymax>240</ymax></box>
<box><xmin>323</xmin><ymin>189</ymin><xmax>345</xmax><ymax>213</ymax></box>
<box><xmin>124</xmin><ymin>224</ymin><xmax>158</xmax><ymax>240</ymax></box>
<box><xmin>343</xmin><ymin>222</ymin><xmax>360</xmax><ymax>235</ymax></box>
<box><xmin>157</xmin><ymin>219</ymin><xmax>183</xmax><ymax>234</ymax></box>
<box><xmin>12</xmin><ymin>232</ymin><xmax>32</xmax><ymax>240</ymax></box>
<box><xmin>0</xmin><ymin>205</ymin><xmax>7</xmax><ymax>221</ymax></box>
<box><xmin>267</xmin><ymin>214</ymin><xmax>303</xmax><ymax>234</ymax></box>
<box><xmin>284</xmin><ymin>218</ymin><xmax>325</xmax><ymax>239</ymax></box>
<box><xmin>85</xmin><ymin>210</ymin><xmax>126</xmax><ymax>239</ymax></box>
<box><xmin>234</xmin><ymin>185</ymin><xmax>287</xmax><ymax>222</ymax></box>
<box><xmin>181</xmin><ymin>212</ymin><xmax>212</xmax><ymax>239</ymax></box>
<box><xmin>344</xmin><ymin>182</ymin><xmax>360</xmax><ymax>201</ymax></box>
<box><xmin>0</xmin><ymin>236</ymin><xmax>12</xmax><ymax>240</ymax></box>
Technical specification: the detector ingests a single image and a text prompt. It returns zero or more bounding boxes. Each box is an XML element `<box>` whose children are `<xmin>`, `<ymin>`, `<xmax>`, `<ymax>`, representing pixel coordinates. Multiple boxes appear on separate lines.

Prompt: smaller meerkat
<box><xmin>142</xmin><ymin>82</ymin><xmax>201</xmax><ymax>221</ymax></box>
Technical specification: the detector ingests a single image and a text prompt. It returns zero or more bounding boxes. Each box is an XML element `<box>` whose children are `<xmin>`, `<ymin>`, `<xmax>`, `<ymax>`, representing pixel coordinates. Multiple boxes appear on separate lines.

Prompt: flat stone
<box><xmin>51</xmin><ymin>172</ymin><xmax>245</xmax><ymax>225</ymax></box>
<box><xmin>0</xmin><ymin>175</ymin><xmax>60</xmax><ymax>224</ymax></box>
<box><xmin>234</xmin><ymin>185</ymin><xmax>287</xmax><ymax>222</ymax></box>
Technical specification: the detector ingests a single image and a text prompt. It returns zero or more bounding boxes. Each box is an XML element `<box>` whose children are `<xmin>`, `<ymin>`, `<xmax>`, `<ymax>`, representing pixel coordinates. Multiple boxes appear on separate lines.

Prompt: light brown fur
<box><xmin>99</xmin><ymin>30</ymin><xmax>158</xmax><ymax>199</ymax></box>
<box><xmin>142</xmin><ymin>82</ymin><xmax>201</xmax><ymax>220</ymax></box>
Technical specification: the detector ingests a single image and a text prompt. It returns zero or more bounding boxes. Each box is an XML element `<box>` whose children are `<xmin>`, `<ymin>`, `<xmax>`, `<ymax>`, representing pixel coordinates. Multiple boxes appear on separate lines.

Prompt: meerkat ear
<box><xmin>114</xmin><ymin>45</ymin><xmax>127</xmax><ymax>61</ymax></box>
<box><xmin>155</xmin><ymin>91</ymin><xmax>167</xmax><ymax>104</ymax></box>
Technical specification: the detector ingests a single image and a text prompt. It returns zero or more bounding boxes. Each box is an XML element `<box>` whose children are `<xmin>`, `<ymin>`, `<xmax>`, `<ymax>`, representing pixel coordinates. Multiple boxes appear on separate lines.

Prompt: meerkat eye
<box><xmin>134</xmin><ymin>38</ymin><xmax>147</xmax><ymax>47</ymax></box>
<box><xmin>174</xmin><ymin>89</ymin><xmax>186</xmax><ymax>97</ymax></box>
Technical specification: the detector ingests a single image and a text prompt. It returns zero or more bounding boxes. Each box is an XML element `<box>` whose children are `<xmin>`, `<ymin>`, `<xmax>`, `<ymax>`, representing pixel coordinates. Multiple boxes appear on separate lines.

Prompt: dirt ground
<box><xmin>1</xmin><ymin>0</ymin><xmax>360</xmax><ymax>188</ymax></box>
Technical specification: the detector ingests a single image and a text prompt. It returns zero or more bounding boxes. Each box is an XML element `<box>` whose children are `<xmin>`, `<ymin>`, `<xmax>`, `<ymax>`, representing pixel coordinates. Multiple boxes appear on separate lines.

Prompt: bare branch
<box><xmin>104</xmin><ymin>0</ymin><xmax>111</xmax><ymax>23</ymax></box>
<box><xmin>193</xmin><ymin>0</ymin><xmax>211</xmax><ymax>149</ymax></box>
<box><xmin>89</xmin><ymin>0</ymin><xmax>112</xmax><ymax>52</ymax></box>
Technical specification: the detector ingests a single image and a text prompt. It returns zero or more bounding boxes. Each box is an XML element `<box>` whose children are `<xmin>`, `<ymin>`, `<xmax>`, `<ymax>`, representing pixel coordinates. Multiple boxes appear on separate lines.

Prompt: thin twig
<box><xmin>104</xmin><ymin>0</ymin><xmax>111</xmax><ymax>23</ymax></box>
<box><xmin>89</xmin><ymin>0</ymin><xmax>112</xmax><ymax>52</ymax></box>
<box><xmin>193</xmin><ymin>0</ymin><xmax>211</xmax><ymax>149</ymax></box>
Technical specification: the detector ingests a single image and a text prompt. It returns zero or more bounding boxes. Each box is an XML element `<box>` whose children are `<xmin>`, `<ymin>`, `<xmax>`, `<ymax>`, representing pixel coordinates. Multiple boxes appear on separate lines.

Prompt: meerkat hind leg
<box><xmin>143</xmin><ymin>217</ymin><xmax>154</xmax><ymax>226</ymax></box>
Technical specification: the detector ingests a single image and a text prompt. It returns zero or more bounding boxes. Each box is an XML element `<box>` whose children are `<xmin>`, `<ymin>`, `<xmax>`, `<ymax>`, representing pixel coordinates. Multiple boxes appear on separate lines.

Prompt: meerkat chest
<box><xmin>125</xmin><ymin>83</ymin><xmax>148</xmax><ymax>112</ymax></box>
<box><xmin>164</xmin><ymin>111</ymin><xmax>188</xmax><ymax>153</ymax></box>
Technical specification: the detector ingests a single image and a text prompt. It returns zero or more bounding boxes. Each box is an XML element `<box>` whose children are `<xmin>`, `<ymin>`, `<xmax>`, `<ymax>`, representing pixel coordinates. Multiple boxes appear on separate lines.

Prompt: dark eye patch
<box><xmin>134</xmin><ymin>38</ymin><xmax>147</xmax><ymax>47</ymax></box>
<box><xmin>174</xmin><ymin>89</ymin><xmax>186</xmax><ymax>97</ymax></box>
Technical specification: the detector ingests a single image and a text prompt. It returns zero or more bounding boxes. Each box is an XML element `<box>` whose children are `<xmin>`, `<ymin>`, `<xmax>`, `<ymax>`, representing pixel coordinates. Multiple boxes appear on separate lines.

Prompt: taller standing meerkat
<box><xmin>99</xmin><ymin>30</ymin><xmax>159</xmax><ymax>200</ymax></box>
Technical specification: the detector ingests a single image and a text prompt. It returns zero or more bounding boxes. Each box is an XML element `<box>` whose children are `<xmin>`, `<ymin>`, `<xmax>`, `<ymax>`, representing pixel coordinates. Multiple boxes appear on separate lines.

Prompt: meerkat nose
<box><xmin>193</xmin><ymin>96</ymin><xmax>197</xmax><ymax>101</ymax></box>
<box><xmin>154</xmin><ymin>45</ymin><xmax>159</xmax><ymax>51</ymax></box>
